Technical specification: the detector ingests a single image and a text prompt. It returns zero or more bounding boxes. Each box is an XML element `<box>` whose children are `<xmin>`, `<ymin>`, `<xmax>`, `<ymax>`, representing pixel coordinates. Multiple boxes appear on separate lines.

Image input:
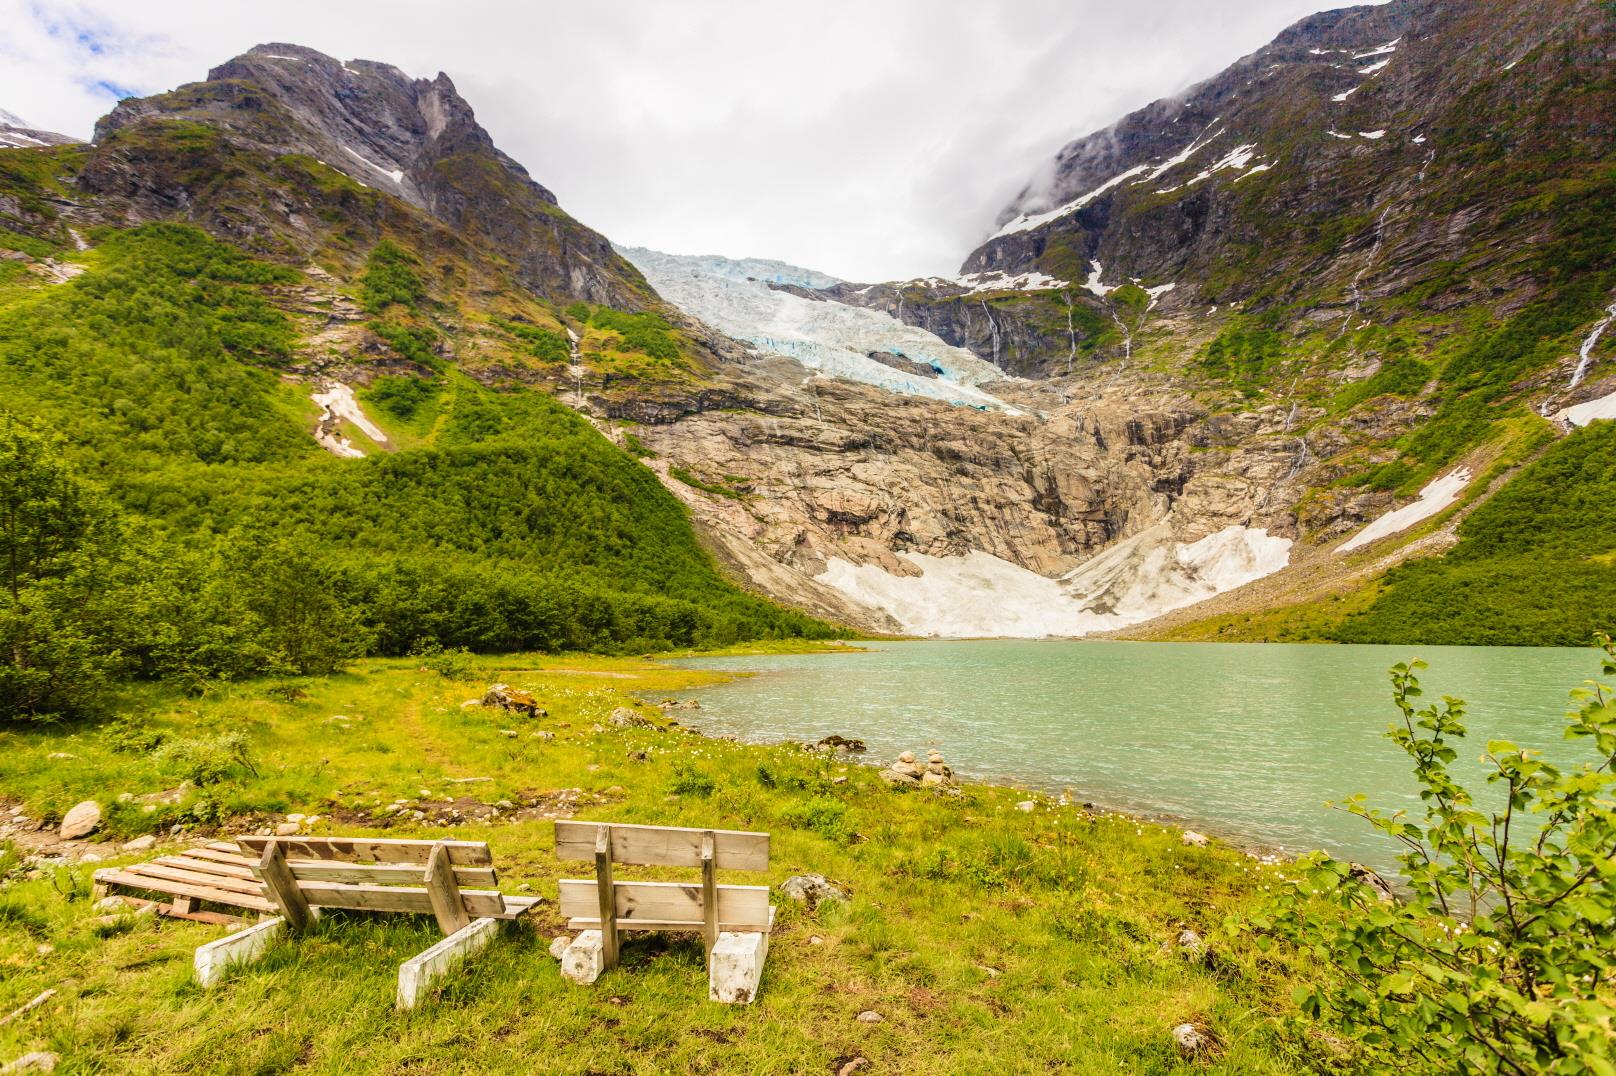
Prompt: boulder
<box><xmin>878</xmin><ymin>768</ymin><xmax>920</xmax><ymax>786</ymax></box>
<box><xmin>481</xmin><ymin>683</ymin><xmax>544</xmax><ymax>719</ymax></box>
<box><xmin>855</xmin><ymin>1010</ymin><xmax>883</xmax><ymax>1024</ymax></box>
<box><xmin>274</xmin><ymin>822</ymin><xmax>301</xmax><ymax>836</ymax></box>
<box><xmin>780</xmin><ymin>873</ymin><xmax>850</xmax><ymax>910</ymax></box>
<box><xmin>1349</xmin><ymin>863</ymin><xmax>1396</xmax><ymax>903</ymax></box>
<box><xmin>1015</xmin><ymin>800</ymin><xmax>1035</xmax><ymax>812</ymax></box>
<box><xmin>1181</xmin><ymin>830</ymin><xmax>1209</xmax><ymax>847</ymax></box>
<box><xmin>814</xmin><ymin>734</ymin><xmax>867</xmax><ymax>754</ymax></box>
<box><xmin>59</xmin><ymin>800</ymin><xmax>101</xmax><ymax>840</ymax></box>
<box><xmin>609</xmin><ymin>707</ymin><xmax>653</xmax><ymax>729</ymax></box>
<box><xmin>548</xmin><ymin>935</ymin><xmax>571</xmax><ymax>960</ymax></box>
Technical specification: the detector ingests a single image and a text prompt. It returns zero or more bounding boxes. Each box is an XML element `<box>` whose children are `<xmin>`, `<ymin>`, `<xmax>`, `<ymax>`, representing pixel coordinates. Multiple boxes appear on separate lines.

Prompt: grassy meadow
<box><xmin>0</xmin><ymin>650</ymin><xmax>1337</xmax><ymax>1074</ymax></box>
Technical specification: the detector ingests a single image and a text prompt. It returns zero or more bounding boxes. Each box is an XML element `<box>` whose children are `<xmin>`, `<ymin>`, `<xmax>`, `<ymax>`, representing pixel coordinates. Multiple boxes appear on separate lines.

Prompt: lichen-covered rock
<box><xmin>780</xmin><ymin>873</ymin><xmax>850</xmax><ymax>910</ymax></box>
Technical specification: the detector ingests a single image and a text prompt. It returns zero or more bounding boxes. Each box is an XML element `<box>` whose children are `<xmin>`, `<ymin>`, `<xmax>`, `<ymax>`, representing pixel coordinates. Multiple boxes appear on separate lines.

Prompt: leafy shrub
<box><xmin>102</xmin><ymin>715</ymin><xmax>165</xmax><ymax>753</ymax></box>
<box><xmin>411</xmin><ymin>640</ymin><xmax>474</xmax><ymax>680</ymax></box>
<box><xmin>587</xmin><ymin>306</ymin><xmax>681</xmax><ymax>361</ymax></box>
<box><xmin>1243</xmin><ymin>640</ymin><xmax>1616</xmax><ymax>1073</ymax></box>
<box><xmin>502</xmin><ymin>320</ymin><xmax>571</xmax><ymax>364</ymax></box>
<box><xmin>153</xmin><ymin>730</ymin><xmax>257</xmax><ymax>786</ymax></box>
<box><xmin>367</xmin><ymin>375</ymin><xmax>437</xmax><ymax>420</ymax></box>
<box><xmin>667</xmin><ymin>763</ymin><xmax>716</xmax><ymax>798</ymax></box>
<box><xmin>779</xmin><ymin>796</ymin><xmax>855</xmax><ymax>843</ymax></box>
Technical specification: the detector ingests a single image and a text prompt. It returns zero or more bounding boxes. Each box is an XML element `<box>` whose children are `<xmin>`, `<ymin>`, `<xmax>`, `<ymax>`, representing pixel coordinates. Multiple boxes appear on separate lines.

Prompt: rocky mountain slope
<box><xmin>625</xmin><ymin>0</ymin><xmax>1615</xmax><ymax>642</ymax></box>
<box><xmin>0</xmin><ymin>110</ymin><xmax>76</xmax><ymax>150</ymax></box>
<box><xmin>2</xmin><ymin>2</ymin><xmax>1612</xmax><ymax>646</ymax></box>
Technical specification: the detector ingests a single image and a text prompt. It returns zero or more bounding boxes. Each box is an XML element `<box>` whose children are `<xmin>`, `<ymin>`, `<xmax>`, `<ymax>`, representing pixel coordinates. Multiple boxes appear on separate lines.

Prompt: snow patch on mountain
<box><xmin>1339</xmin><ymin>468</ymin><xmax>1471</xmax><ymax>551</ymax></box>
<box><xmin>620</xmin><ymin>247</ymin><xmax>1015</xmax><ymax>411</ymax></box>
<box><xmin>814</xmin><ymin>525</ymin><xmax>1290</xmax><ymax>638</ymax></box>
<box><xmin>991</xmin><ymin>164</ymin><xmax>1150</xmax><ymax>239</ymax></box>
<box><xmin>1561</xmin><ymin>391</ymin><xmax>1616</xmax><ymax>427</ymax></box>
<box><xmin>311</xmin><ymin>381</ymin><xmax>389</xmax><ymax>458</ymax></box>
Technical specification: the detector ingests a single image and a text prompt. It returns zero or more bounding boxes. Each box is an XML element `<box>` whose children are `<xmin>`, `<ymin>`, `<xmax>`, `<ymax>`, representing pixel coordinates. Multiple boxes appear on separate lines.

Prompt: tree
<box><xmin>0</xmin><ymin>414</ymin><xmax>122</xmax><ymax>720</ymax></box>
<box><xmin>1242</xmin><ymin>637</ymin><xmax>1616</xmax><ymax>1073</ymax></box>
<box><xmin>228</xmin><ymin>531</ymin><xmax>368</xmax><ymax>676</ymax></box>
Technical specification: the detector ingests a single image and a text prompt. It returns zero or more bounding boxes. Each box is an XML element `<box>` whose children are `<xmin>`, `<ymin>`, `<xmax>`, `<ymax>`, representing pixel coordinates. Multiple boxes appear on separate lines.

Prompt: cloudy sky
<box><xmin>0</xmin><ymin>0</ymin><xmax>1334</xmax><ymax>281</ymax></box>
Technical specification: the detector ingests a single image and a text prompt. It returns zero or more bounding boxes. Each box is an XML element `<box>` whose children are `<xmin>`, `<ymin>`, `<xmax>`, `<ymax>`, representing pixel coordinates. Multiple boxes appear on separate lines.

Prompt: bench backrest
<box><xmin>553</xmin><ymin>821</ymin><xmax>768</xmax><ymax>871</ymax></box>
<box><xmin>554</xmin><ymin>821</ymin><xmax>771</xmax><ymax>965</ymax></box>
<box><xmin>239</xmin><ymin>835</ymin><xmax>504</xmax><ymax>935</ymax></box>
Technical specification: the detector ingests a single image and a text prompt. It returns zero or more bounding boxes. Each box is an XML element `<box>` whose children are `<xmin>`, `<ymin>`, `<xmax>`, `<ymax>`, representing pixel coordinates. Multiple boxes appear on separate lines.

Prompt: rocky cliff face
<box><xmin>80</xmin><ymin>44</ymin><xmax>649</xmax><ymax>309</ymax></box>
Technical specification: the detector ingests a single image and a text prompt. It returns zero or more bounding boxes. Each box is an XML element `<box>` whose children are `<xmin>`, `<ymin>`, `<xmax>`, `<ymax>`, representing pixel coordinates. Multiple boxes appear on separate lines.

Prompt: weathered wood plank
<box><xmin>95</xmin><ymin>868</ymin><xmax>276</xmax><ymax>913</ymax></box>
<box><xmin>126</xmin><ymin>862</ymin><xmax>265</xmax><ymax>897</ymax></box>
<box><xmin>424</xmin><ymin>843</ymin><xmax>471</xmax><ymax>936</ymax></box>
<box><xmin>700</xmin><ymin>831</ymin><xmax>718</xmax><ymax>955</ymax></box>
<box><xmin>194</xmin><ymin>917</ymin><xmax>286</xmax><ymax>988</ymax></box>
<box><xmin>396</xmin><ymin>917</ymin><xmax>500</xmax><ymax>1009</ymax></box>
<box><xmin>185</xmin><ymin>847</ymin><xmax>259</xmax><ymax>868</ymax></box>
<box><xmin>287</xmin><ymin>882</ymin><xmax>509</xmax><ymax>918</ymax></box>
<box><xmin>555</xmin><ymin>820</ymin><xmax>768</xmax><ymax>870</ymax></box>
<box><xmin>283</xmin><ymin>861</ymin><xmax>497</xmax><ymax>888</ymax></box>
<box><xmin>257</xmin><ymin>843</ymin><xmax>315</xmax><ymax>932</ymax></box>
<box><xmin>558</xmin><ymin>880</ymin><xmax>772</xmax><ymax>931</ymax></box>
<box><xmin>237</xmin><ymin>836</ymin><xmax>492</xmax><ymax>867</ymax></box>
<box><xmin>150</xmin><ymin>855</ymin><xmax>257</xmax><ymax>883</ymax></box>
<box><xmin>594</xmin><ymin>826</ymin><xmax>619</xmax><ymax>970</ymax></box>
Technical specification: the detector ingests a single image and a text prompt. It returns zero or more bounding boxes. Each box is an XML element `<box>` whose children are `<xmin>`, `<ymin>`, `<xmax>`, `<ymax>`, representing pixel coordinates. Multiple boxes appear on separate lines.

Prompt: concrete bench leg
<box><xmin>397</xmin><ymin>916</ymin><xmax>501</xmax><ymax>1010</ymax></box>
<box><xmin>708</xmin><ymin>929</ymin><xmax>770</xmax><ymax>1004</ymax></box>
<box><xmin>560</xmin><ymin>930</ymin><xmax>605</xmax><ymax>985</ymax></box>
<box><xmin>194</xmin><ymin>916</ymin><xmax>286</xmax><ymax>988</ymax></box>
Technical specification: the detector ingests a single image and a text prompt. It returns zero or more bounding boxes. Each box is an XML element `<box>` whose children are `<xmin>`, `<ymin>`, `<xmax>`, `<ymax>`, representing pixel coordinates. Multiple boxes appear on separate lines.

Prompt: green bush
<box><xmin>153</xmin><ymin>729</ymin><xmax>258</xmax><ymax>786</ymax></box>
<box><xmin>779</xmin><ymin>796</ymin><xmax>855</xmax><ymax>843</ymax></box>
<box><xmin>360</xmin><ymin>239</ymin><xmax>425</xmax><ymax>313</ymax></box>
<box><xmin>1242</xmin><ymin>641</ymin><xmax>1616</xmax><ymax>1073</ymax></box>
<box><xmin>667</xmin><ymin>763</ymin><xmax>716</xmax><ymax>798</ymax></box>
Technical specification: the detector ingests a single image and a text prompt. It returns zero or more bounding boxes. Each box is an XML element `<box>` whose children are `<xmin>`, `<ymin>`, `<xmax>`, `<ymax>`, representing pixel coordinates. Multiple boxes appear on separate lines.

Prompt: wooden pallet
<box><xmin>93</xmin><ymin>841</ymin><xmax>277</xmax><ymax>923</ymax></box>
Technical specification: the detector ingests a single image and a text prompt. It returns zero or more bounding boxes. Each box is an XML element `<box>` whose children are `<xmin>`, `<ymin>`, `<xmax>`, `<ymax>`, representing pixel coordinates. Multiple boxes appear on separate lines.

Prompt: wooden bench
<box><xmin>93</xmin><ymin>841</ymin><xmax>276</xmax><ymax>924</ymax></box>
<box><xmin>553</xmin><ymin>820</ymin><xmax>774</xmax><ymax>1004</ymax></box>
<box><xmin>193</xmin><ymin>836</ymin><xmax>539</xmax><ymax>1008</ymax></box>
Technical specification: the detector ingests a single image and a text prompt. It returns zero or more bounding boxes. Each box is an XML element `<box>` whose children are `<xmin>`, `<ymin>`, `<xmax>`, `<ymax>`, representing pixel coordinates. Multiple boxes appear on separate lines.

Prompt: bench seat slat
<box><xmin>236</xmin><ymin>836</ymin><xmax>492</xmax><ymax>867</ymax></box>
<box><xmin>281</xmin><ymin>882</ymin><xmax>511</xmax><ymax>918</ymax></box>
<box><xmin>558</xmin><ymin>879</ymin><xmax>770</xmax><ymax>929</ymax></box>
<box><xmin>566</xmin><ymin>916</ymin><xmax>775</xmax><ymax>933</ymax></box>
<box><xmin>152</xmin><ymin>855</ymin><xmax>256</xmax><ymax>882</ymax></box>
<box><xmin>554</xmin><ymin>821</ymin><xmax>768</xmax><ymax>871</ymax></box>
<box><xmin>284</xmin><ymin>861</ymin><xmax>498</xmax><ymax>888</ymax></box>
<box><xmin>96</xmin><ymin>868</ymin><xmax>277</xmax><ymax>912</ymax></box>
<box><xmin>128</xmin><ymin>862</ymin><xmax>266</xmax><ymax>897</ymax></box>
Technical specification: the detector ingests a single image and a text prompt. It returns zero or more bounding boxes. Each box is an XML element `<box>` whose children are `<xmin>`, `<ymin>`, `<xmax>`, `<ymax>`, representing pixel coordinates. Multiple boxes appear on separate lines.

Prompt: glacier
<box><xmin>815</xmin><ymin>525</ymin><xmax>1291</xmax><ymax>638</ymax></box>
<box><xmin>619</xmin><ymin>246</ymin><xmax>1016</xmax><ymax>410</ymax></box>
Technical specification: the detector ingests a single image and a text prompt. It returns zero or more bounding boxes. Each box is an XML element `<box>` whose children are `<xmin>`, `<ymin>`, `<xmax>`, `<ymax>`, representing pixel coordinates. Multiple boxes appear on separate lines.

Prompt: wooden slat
<box><xmin>566</xmin><ymin>917</ymin><xmax>776</xmax><ymax>934</ymax></box>
<box><xmin>555</xmin><ymin>821</ymin><xmax>768</xmax><ymax>870</ymax></box>
<box><xmin>152</xmin><ymin>855</ymin><xmax>256</xmax><ymax>882</ymax></box>
<box><xmin>282</xmin><ymin>861</ymin><xmax>497</xmax><ymax>888</ymax></box>
<box><xmin>186</xmin><ymin>847</ymin><xmax>258</xmax><ymax>868</ymax></box>
<box><xmin>558</xmin><ymin>880</ymin><xmax>772</xmax><ymax>931</ymax></box>
<box><xmin>286</xmin><ymin>883</ymin><xmax>510</xmax><ymax>918</ymax></box>
<box><xmin>236</xmin><ymin>836</ymin><xmax>492</xmax><ymax>867</ymax></box>
<box><xmin>118</xmin><ymin>894</ymin><xmax>245</xmax><ymax>926</ymax></box>
<box><xmin>700</xmin><ymin>831</ymin><xmax>718</xmax><ymax>955</ymax></box>
<box><xmin>95</xmin><ymin>869</ymin><xmax>275</xmax><ymax>913</ymax></box>
<box><xmin>125</xmin><ymin>862</ymin><xmax>264</xmax><ymax>897</ymax></box>
<box><xmin>258</xmin><ymin>843</ymin><xmax>315</xmax><ymax>932</ymax></box>
<box><xmin>595</xmin><ymin>826</ymin><xmax>619</xmax><ymax>970</ymax></box>
<box><xmin>425</xmin><ymin>844</ymin><xmax>471</xmax><ymax>936</ymax></box>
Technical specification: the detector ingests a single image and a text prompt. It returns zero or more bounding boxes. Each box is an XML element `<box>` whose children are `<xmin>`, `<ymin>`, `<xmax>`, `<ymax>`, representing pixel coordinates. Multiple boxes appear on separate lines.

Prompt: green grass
<box><xmin>0</xmin><ymin>656</ymin><xmax>1331</xmax><ymax>1073</ymax></box>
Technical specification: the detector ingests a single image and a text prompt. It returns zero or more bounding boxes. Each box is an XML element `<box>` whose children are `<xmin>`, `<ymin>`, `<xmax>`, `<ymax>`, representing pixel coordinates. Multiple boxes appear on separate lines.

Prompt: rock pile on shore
<box><xmin>879</xmin><ymin>749</ymin><xmax>952</xmax><ymax>787</ymax></box>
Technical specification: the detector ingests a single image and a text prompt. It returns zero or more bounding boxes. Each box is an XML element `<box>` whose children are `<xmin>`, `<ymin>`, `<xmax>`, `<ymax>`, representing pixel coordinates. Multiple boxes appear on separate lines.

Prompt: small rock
<box><xmin>808</xmin><ymin>935</ymin><xmax>824</xmax><ymax>946</ymax></box>
<box><xmin>836</xmin><ymin>1059</ymin><xmax>870</xmax><ymax>1076</ymax></box>
<box><xmin>274</xmin><ymin>822</ymin><xmax>301</xmax><ymax>836</ymax></box>
<box><xmin>2</xmin><ymin>1052</ymin><xmax>59</xmax><ymax>1073</ymax></box>
<box><xmin>59</xmin><ymin>800</ymin><xmax>101</xmax><ymax>840</ymax></box>
<box><xmin>603</xmin><ymin>786</ymin><xmax>626</xmax><ymax>796</ymax></box>
<box><xmin>832</xmin><ymin>775</ymin><xmax>848</xmax><ymax>784</ymax></box>
<box><xmin>1171</xmin><ymin>1023</ymin><xmax>1218</xmax><ymax>1058</ymax></box>
<box><xmin>500</xmin><ymin>729</ymin><xmax>517</xmax><ymax>738</ymax></box>
<box><xmin>548</xmin><ymin>936</ymin><xmax>571</xmax><ymax>960</ymax></box>
<box><xmin>855</xmin><ymin>1010</ymin><xmax>883</xmax><ymax>1024</ymax></box>
<box><xmin>1177</xmin><ymin>929</ymin><xmax>1206</xmax><ymax>962</ymax></box>
<box><xmin>494</xmin><ymin>799</ymin><xmax>515</xmax><ymax>810</ymax></box>
<box><xmin>609</xmin><ymin>707</ymin><xmax>653</xmax><ymax>729</ymax></box>
<box><xmin>46</xmin><ymin>752</ymin><xmax>74</xmax><ymax>760</ymax></box>
<box><xmin>1181</xmin><ymin>830</ymin><xmax>1209</xmax><ymax>847</ymax></box>
<box><xmin>532</xmin><ymin>730</ymin><xmax>556</xmax><ymax>741</ymax></box>
<box><xmin>781</xmin><ymin>873</ymin><xmax>850</xmax><ymax>910</ymax></box>
<box><xmin>305</xmin><ymin>815</ymin><xmax>322</xmax><ymax>827</ymax></box>
<box><xmin>975</xmin><ymin>964</ymin><xmax>1002</xmax><ymax>978</ymax></box>
<box><xmin>93</xmin><ymin>895</ymin><xmax>132</xmax><ymax>914</ymax></box>
<box><xmin>121</xmin><ymin>835</ymin><xmax>156</xmax><ymax>853</ymax></box>
<box><xmin>897</xmin><ymin>751</ymin><xmax>916</xmax><ymax>764</ymax></box>
<box><xmin>418</xmin><ymin>789</ymin><xmax>432</xmax><ymax>798</ymax></box>
<box><xmin>80</xmin><ymin>853</ymin><xmax>102</xmax><ymax>863</ymax></box>
<box><xmin>920</xmin><ymin>771</ymin><xmax>947</xmax><ymax>786</ymax></box>
<box><xmin>285</xmin><ymin>813</ymin><xmax>306</xmax><ymax>824</ymax></box>
<box><xmin>1015</xmin><ymin>800</ymin><xmax>1035</xmax><ymax>812</ymax></box>
<box><xmin>878</xmin><ymin>768</ymin><xmax>920</xmax><ymax>786</ymax></box>
<box><xmin>1349</xmin><ymin>863</ymin><xmax>1396</xmax><ymax>903</ymax></box>
<box><xmin>627</xmin><ymin>749</ymin><xmax>648</xmax><ymax>762</ymax></box>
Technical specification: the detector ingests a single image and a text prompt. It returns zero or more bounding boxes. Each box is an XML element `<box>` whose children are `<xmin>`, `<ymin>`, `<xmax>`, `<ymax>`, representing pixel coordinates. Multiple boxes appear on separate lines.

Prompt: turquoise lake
<box><xmin>669</xmin><ymin>640</ymin><xmax>1603</xmax><ymax>873</ymax></box>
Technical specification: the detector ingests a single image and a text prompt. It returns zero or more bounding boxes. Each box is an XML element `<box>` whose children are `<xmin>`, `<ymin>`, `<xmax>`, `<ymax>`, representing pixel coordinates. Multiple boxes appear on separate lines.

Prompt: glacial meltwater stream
<box><xmin>670</xmin><ymin>640</ymin><xmax>1602</xmax><ymax>875</ymax></box>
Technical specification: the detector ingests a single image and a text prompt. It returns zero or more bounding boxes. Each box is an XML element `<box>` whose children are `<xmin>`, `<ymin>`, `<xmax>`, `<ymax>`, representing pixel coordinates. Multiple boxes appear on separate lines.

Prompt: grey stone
<box><xmin>58</xmin><ymin>800</ymin><xmax>100</xmax><ymax>840</ymax></box>
<box><xmin>121</xmin><ymin>834</ymin><xmax>156</xmax><ymax>853</ymax></box>
<box><xmin>855</xmin><ymin>1010</ymin><xmax>883</xmax><ymax>1023</ymax></box>
<box><xmin>780</xmin><ymin>873</ymin><xmax>849</xmax><ymax>910</ymax></box>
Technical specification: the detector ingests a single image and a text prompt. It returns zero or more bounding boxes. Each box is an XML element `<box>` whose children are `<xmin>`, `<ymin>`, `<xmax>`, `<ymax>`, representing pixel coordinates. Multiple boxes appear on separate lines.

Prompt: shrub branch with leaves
<box><xmin>1241</xmin><ymin>636</ymin><xmax>1616</xmax><ymax>1073</ymax></box>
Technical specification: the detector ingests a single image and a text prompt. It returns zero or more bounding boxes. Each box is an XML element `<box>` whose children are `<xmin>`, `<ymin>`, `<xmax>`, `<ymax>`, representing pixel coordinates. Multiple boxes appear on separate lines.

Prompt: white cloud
<box><xmin>1</xmin><ymin>0</ymin><xmax>1330</xmax><ymax>281</ymax></box>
